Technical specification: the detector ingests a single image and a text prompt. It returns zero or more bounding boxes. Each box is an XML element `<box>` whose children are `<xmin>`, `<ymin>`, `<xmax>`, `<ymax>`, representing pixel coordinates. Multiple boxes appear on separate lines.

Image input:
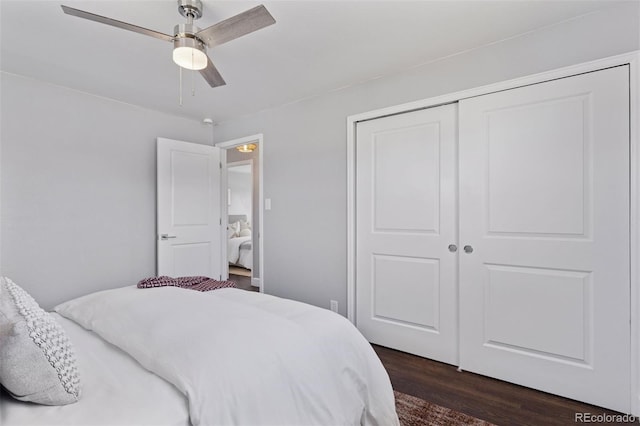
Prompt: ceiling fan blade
<box><xmin>196</xmin><ymin>5</ymin><xmax>275</xmax><ymax>48</ymax></box>
<box><xmin>200</xmin><ymin>57</ymin><xmax>226</xmax><ymax>87</ymax></box>
<box><xmin>61</xmin><ymin>5</ymin><xmax>173</xmax><ymax>42</ymax></box>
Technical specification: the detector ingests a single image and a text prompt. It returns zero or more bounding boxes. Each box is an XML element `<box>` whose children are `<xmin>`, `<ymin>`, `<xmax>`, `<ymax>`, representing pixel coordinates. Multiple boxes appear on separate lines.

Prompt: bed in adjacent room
<box><xmin>0</xmin><ymin>277</ymin><xmax>399</xmax><ymax>426</ymax></box>
<box><xmin>227</xmin><ymin>214</ymin><xmax>253</xmax><ymax>271</ymax></box>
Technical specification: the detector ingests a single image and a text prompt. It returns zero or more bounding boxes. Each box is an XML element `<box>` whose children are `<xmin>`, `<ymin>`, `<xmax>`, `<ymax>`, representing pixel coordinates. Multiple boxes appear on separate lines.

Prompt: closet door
<box><xmin>356</xmin><ymin>104</ymin><xmax>458</xmax><ymax>364</ymax></box>
<box><xmin>458</xmin><ymin>66</ymin><xmax>630</xmax><ymax>412</ymax></box>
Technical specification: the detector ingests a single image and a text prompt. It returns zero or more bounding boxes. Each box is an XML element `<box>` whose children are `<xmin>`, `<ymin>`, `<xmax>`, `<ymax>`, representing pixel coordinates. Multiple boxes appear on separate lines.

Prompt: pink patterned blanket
<box><xmin>137</xmin><ymin>276</ymin><xmax>236</xmax><ymax>292</ymax></box>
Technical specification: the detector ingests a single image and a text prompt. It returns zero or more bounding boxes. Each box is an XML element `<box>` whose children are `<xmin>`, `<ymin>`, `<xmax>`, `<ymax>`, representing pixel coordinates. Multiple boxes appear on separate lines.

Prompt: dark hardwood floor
<box><xmin>229</xmin><ymin>273</ymin><xmax>258</xmax><ymax>292</ymax></box>
<box><xmin>374</xmin><ymin>345</ymin><xmax>629</xmax><ymax>426</ymax></box>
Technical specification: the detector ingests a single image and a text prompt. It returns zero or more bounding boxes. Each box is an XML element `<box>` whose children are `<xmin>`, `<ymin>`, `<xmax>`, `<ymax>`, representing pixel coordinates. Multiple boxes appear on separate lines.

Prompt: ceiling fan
<box><xmin>61</xmin><ymin>0</ymin><xmax>276</xmax><ymax>88</ymax></box>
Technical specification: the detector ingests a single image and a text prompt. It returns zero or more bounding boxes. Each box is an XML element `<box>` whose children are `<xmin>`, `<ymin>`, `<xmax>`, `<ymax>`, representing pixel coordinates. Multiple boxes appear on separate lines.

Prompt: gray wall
<box><xmin>211</xmin><ymin>3</ymin><xmax>640</xmax><ymax>315</ymax></box>
<box><xmin>0</xmin><ymin>3</ymin><xmax>637</xmax><ymax>313</ymax></box>
<box><xmin>0</xmin><ymin>73</ymin><xmax>210</xmax><ymax>309</ymax></box>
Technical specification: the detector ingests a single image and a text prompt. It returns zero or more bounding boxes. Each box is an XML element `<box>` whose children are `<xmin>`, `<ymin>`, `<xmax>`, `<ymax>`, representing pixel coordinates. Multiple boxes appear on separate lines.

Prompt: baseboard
<box><xmin>251</xmin><ymin>278</ymin><xmax>261</xmax><ymax>288</ymax></box>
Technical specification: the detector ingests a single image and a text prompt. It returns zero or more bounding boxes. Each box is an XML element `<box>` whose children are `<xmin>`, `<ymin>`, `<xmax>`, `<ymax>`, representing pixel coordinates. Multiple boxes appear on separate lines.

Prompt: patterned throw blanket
<box><xmin>138</xmin><ymin>276</ymin><xmax>236</xmax><ymax>292</ymax></box>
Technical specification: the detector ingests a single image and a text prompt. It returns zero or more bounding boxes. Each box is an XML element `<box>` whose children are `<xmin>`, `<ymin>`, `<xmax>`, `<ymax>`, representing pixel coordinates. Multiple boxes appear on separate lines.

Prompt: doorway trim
<box><xmin>216</xmin><ymin>134</ymin><xmax>265</xmax><ymax>293</ymax></box>
<box><xmin>346</xmin><ymin>51</ymin><xmax>639</xmax><ymax>415</ymax></box>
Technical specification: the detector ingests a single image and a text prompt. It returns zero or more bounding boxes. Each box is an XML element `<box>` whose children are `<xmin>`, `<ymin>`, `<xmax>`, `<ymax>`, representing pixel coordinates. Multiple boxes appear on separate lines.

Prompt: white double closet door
<box><xmin>355</xmin><ymin>66</ymin><xmax>630</xmax><ymax>412</ymax></box>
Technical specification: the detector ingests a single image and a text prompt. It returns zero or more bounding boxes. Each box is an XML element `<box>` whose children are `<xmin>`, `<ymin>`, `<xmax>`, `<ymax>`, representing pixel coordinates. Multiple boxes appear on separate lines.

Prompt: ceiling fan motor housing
<box><xmin>174</xmin><ymin>23</ymin><xmax>201</xmax><ymax>38</ymax></box>
<box><xmin>178</xmin><ymin>0</ymin><xmax>203</xmax><ymax>20</ymax></box>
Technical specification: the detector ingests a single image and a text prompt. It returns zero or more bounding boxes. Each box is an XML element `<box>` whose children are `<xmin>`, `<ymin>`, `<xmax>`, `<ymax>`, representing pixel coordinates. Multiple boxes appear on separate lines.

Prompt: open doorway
<box><xmin>227</xmin><ymin>160</ymin><xmax>254</xmax><ymax>288</ymax></box>
<box><xmin>217</xmin><ymin>134</ymin><xmax>264</xmax><ymax>293</ymax></box>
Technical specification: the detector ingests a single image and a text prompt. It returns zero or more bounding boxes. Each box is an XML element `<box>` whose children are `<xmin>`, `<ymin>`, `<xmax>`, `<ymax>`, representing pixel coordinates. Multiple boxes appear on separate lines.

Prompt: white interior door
<box><xmin>458</xmin><ymin>66</ymin><xmax>630</xmax><ymax>412</ymax></box>
<box><xmin>356</xmin><ymin>104</ymin><xmax>458</xmax><ymax>364</ymax></box>
<box><xmin>157</xmin><ymin>138</ymin><xmax>222</xmax><ymax>279</ymax></box>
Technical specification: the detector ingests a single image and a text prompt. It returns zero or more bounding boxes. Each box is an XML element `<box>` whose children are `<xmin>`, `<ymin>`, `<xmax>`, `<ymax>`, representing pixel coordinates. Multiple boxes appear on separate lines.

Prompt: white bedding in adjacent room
<box><xmin>0</xmin><ymin>314</ymin><xmax>190</xmax><ymax>426</ymax></box>
<box><xmin>50</xmin><ymin>286</ymin><xmax>398</xmax><ymax>426</ymax></box>
<box><xmin>237</xmin><ymin>240</ymin><xmax>253</xmax><ymax>270</ymax></box>
<box><xmin>227</xmin><ymin>235</ymin><xmax>252</xmax><ymax>269</ymax></box>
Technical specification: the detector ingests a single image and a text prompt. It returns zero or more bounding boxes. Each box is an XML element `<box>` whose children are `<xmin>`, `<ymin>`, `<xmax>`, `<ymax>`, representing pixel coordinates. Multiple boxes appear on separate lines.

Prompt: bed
<box><xmin>228</xmin><ymin>214</ymin><xmax>253</xmax><ymax>271</ymax></box>
<box><xmin>0</xmin><ymin>278</ymin><xmax>399</xmax><ymax>426</ymax></box>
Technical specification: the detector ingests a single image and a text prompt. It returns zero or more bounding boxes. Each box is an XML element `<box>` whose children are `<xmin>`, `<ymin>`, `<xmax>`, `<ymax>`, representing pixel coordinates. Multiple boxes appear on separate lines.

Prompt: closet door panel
<box><xmin>356</xmin><ymin>104</ymin><xmax>458</xmax><ymax>364</ymax></box>
<box><xmin>372</xmin><ymin>123</ymin><xmax>441</xmax><ymax>232</ymax></box>
<box><xmin>459</xmin><ymin>66</ymin><xmax>630</xmax><ymax>412</ymax></box>
<box><xmin>486</xmin><ymin>95</ymin><xmax>587</xmax><ymax>235</ymax></box>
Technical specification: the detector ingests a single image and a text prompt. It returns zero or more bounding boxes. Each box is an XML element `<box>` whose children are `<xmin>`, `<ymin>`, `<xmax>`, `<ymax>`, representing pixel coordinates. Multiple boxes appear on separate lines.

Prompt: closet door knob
<box><xmin>448</xmin><ymin>244</ymin><xmax>458</xmax><ymax>253</ymax></box>
<box><xmin>463</xmin><ymin>245</ymin><xmax>474</xmax><ymax>254</ymax></box>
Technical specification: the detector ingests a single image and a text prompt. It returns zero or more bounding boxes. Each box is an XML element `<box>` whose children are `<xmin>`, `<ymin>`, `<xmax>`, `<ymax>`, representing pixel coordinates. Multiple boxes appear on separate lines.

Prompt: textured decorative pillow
<box><xmin>0</xmin><ymin>277</ymin><xmax>81</xmax><ymax>405</ymax></box>
<box><xmin>239</xmin><ymin>220</ymin><xmax>251</xmax><ymax>231</ymax></box>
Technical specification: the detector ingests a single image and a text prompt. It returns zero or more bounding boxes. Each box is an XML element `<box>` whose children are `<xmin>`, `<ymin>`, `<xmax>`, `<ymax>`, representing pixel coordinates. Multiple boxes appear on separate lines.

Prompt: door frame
<box><xmin>216</xmin><ymin>134</ymin><xmax>265</xmax><ymax>293</ymax></box>
<box><xmin>346</xmin><ymin>50</ymin><xmax>640</xmax><ymax>415</ymax></box>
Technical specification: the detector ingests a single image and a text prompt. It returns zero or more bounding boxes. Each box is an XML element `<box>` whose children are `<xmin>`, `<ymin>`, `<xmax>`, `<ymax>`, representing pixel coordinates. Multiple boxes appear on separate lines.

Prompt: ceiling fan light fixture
<box><xmin>173</xmin><ymin>38</ymin><xmax>207</xmax><ymax>70</ymax></box>
<box><xmin>237</xmin><ymin>144</ymin><xmax>257</xmax><ymax>153</ymax></box>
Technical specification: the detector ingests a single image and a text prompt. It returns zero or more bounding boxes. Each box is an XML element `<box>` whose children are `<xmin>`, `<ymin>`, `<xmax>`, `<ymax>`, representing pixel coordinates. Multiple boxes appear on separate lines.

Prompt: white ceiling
<box><xmin>0</xmin><ymin>1</ymin><xmax>622</xmax><ymax>123</ymax></box>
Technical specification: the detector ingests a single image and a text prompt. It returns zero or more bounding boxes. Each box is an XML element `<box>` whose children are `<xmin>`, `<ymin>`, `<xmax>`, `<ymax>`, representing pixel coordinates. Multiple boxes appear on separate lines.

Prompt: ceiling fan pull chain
<box><xmin>179</xmin><ymin>66</ymin><xmax>183</xmax><ymax>107</ymax></box>
<box><xmin>191</xmin><ymin>50</ymin><xmax>196</xmax><ymax>96</ymax></box>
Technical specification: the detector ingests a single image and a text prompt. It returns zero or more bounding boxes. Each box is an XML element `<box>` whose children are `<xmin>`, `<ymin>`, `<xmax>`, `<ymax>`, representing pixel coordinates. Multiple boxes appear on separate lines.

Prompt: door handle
<box><xmin>448</xmin><ymin>244</ymin><xmax>458</xmax><ymax>253</ymax></box>
<box><xmin>463</xmin><ymin>245</ymin><xmax>473</xmax><ymax>254</ymax></box>
<box><xmin>160</xmin><ymin>234</ymin><xmax>177</xmax><ymax>240</ymax></box>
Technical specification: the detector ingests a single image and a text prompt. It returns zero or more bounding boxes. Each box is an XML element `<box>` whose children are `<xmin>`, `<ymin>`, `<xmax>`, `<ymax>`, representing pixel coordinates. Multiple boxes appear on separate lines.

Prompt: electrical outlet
<box><xmin>330</xmin><ymin>300</ymin><xmax>338</xmax><ymax>313</ymax></box>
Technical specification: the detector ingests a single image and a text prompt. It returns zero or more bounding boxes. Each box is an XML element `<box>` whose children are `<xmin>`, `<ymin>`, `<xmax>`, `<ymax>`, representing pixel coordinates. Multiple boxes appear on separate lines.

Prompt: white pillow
<box><xmin>239</xmin><ymin>220</ymin><xmax>251</xmax><ymax>231</ymax></box>
<box><xmin>0</xmin><ymin>277</ymin><xmax>81</xmax><ymax>405</ymax></box>
<box><xmin>239</xmin><ymin>228</ymin><xmax>251</xmax><ymax>237</ymax></box>
<box><xmin>227</xmin><ymin>221</ymin><xmax>240</xmax><ymax>238</ymax></box>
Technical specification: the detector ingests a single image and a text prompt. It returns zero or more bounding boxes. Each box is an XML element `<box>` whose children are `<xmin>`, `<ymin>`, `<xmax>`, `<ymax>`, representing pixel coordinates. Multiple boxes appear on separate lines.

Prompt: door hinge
<box><xmin>219</xmin><ymin>162</ymin><xmax>222</xmax><ymax>169</ymax></box>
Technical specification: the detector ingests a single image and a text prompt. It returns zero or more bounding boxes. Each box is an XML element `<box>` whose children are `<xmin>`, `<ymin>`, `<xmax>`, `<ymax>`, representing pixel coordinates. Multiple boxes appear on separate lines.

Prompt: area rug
<box><xmin>394</xmin><ymin>390</ymin><xmax>495</xmax><ymax>426</ymax></box>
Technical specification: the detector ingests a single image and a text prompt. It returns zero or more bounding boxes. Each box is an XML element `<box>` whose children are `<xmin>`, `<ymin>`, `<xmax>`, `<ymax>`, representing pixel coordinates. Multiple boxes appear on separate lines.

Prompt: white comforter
<box><xmin>227</xmin><ymin>236</ymin><xmax>251</xmax><ymax>266</ymax></box>
<box><xmin>1</xmin><ymin>314</ymin><xmax>190</xmax><ymax>426</ymax></box>
<box><xmin>55</xmin><ymin>286</ymin><xmax>399</xmax><ymax>426</ymax></box>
